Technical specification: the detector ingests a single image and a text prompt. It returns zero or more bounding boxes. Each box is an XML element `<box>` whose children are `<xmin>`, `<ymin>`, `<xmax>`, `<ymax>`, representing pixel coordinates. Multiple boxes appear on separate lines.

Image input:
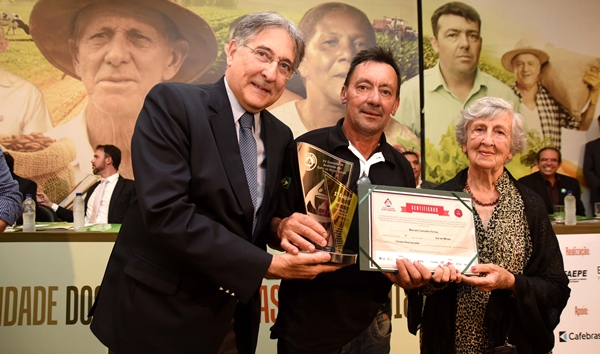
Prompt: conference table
<box><xmin>1</xmin><ymin>221</ymin><xmax>599</xmax><ymax>354</ymax></box>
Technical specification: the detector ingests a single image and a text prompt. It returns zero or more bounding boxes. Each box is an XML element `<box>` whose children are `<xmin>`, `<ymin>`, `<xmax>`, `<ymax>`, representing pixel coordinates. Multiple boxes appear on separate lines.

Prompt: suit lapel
<box><xmin>108</xmin><ymin>177</ymin><xmax>125</xmax><ymax>221</ymax></box>
<box><xmin>208</xmin><ymin>79</ymin><xmax>255</xmax><ymax>231</ymax></box>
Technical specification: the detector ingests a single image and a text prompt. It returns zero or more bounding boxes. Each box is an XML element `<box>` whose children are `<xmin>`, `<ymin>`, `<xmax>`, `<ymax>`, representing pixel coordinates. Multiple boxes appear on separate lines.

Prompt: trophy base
<box><xmin>318</xmin><ymin>250</ymin><xmax>357</xmax><ymax>264</ymax></box>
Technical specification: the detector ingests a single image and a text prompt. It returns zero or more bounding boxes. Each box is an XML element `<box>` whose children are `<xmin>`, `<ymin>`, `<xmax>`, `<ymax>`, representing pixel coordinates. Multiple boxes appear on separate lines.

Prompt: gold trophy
<box><xmin>297</xmin><ymin>142</ymin><xmax>358</xmax><ymax>264</ymax></box>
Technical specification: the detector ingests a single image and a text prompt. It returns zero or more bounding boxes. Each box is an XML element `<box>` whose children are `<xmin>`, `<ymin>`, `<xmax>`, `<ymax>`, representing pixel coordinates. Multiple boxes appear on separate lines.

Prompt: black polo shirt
<box><xmin>271</xmin><ymin>118</ymin><xmax>415</xmax><ymax>353</ymax></box>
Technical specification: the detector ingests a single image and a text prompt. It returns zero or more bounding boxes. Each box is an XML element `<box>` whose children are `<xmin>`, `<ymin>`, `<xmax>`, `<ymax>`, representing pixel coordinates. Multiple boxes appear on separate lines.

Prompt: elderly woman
<box><xmin>408</xmin><ymin>97</ymin><xmax>570</xmax><ymax>353</ymax></box>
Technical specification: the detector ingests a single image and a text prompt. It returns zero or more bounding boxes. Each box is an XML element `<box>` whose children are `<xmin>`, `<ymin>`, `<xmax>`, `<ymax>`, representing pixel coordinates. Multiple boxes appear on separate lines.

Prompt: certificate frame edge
<box><xmin>357</xmin><ymin>184</ymin><xmax>476</xmax><ymax>273</ymax></box>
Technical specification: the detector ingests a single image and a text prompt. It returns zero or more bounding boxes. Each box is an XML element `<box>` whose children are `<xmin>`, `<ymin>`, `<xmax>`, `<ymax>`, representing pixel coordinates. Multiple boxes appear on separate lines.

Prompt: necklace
<box><xmin>465</xmin><ymin>181</ymin><xmax>500</xmax><ymax>207</ymax></box>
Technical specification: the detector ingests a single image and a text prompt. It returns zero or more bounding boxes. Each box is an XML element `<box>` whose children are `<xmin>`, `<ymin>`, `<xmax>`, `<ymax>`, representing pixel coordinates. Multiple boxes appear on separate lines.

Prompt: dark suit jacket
<box><xmin>584</xmin><ymin>138</ymin><xmax>600</xmax><ymax>206</ymax></box>
<box><xmin>12</xmin><ymin>172</ymin><xmax>36</xmax><ymax>224</ymax></box>
<box><xmin>55</xmin><ymin>176</ymin><xmax>135</xmax><ymax>224</ymax></box>
<box><xmin>420</xmin><ymin>179</ymin><xmax>438</xmax><ymax>190</ymax></box>
<box><xmin>518</xmin><ymin>171</ymin><xmax>586</xmax><ymax>216</ymax></box>
<box><xmin>90</xmin><ymin>78</ymin><xmax>293</xmax><ymax>354</ymax></box>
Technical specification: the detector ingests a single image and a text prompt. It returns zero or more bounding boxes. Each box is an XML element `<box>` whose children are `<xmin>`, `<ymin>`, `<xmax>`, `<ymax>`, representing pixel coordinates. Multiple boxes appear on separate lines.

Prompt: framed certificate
<box><xmin>358</xmin><ymin>185</ymin><xmax>479</xmax><ymax>274</ymax></box>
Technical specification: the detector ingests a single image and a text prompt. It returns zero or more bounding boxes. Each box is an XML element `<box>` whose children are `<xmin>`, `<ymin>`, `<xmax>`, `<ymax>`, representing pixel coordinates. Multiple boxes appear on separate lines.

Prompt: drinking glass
<box><xmin>553</xmin><ymin>205</ymin><xmax>565</xmax><ymax>223</ymax></box>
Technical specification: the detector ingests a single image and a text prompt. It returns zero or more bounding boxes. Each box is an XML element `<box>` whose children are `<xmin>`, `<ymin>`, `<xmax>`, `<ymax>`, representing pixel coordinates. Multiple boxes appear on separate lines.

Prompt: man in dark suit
<box><xmin>584</xmin><ymin>116</ymin><xmax>600</xmax><ymax>212</ymax></box>
<box><xmin>37</xmin><ymin>144</ymin><xmax>134</xmax><ymax>224</ymax></box>
<box><xmin>401</xmin><ymin>150</ymin><xmax>438</xmax><ymax>189</ymax></box>
<box><xmin>519</xmin><ymin>147</ymin><xmax>586</xmax><ymax>215</ymax></box>
<box><xmin>89</xmin><ymin>12</ymin><xmax>340</xmax><ymax>354</ymax></box>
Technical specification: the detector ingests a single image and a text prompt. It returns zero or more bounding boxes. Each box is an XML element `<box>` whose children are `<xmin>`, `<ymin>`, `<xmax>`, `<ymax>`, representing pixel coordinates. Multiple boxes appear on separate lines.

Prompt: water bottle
<box><xmin>564</xmin><ymin>190</ymin><xmax>577</xmax><ymax>226</ymax></box>
<box><xmin>73</xmin><ymin>192</ymin><xmax>85</xmax><ymax>231</ymax></box>
<box><xmin>22</xmin><ymin>194</ymin><xmax>36</xmax><ymax>232</ymax></box>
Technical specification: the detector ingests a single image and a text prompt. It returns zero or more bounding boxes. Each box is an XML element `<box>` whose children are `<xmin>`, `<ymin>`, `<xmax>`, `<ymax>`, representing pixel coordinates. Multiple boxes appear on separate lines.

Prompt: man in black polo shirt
<box><xmin>269</xmin><ymin>47</ymin><xmax>460</xmax><ymax>354</ymax></box>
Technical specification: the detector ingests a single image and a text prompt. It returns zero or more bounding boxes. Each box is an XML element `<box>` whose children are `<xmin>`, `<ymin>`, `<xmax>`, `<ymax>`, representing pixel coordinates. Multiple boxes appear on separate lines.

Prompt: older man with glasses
<box><xmin>89</xmin><ymin>12</ymin><xmax>342</xmax><ymax>354</ymax></box>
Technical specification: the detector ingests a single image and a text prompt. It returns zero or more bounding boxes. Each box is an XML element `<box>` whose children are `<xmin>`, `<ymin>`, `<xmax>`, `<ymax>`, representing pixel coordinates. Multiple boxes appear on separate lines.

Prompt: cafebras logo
<box><xmin>304</xmin><ymin>153</ymin><xmax>317</xmax><ymax>171</ymax></box>
<box><xmin>559</xmin><ymin>331</ymin><xmax>567</xmax><ymax>342</ymax></box>
<box><xmin>565</xmin><ymin>269</ymin><xmax>587</xmax><ymax>283</ymax></box>
<box><xmin>565</xmin><ymin>246</ymin><xmax>591</xmax><ymax>256</ymax></box>
<box><xmin>558</xmin><ymin>330</ymin><xmax>600</xmax><ymax>342</ymax></box>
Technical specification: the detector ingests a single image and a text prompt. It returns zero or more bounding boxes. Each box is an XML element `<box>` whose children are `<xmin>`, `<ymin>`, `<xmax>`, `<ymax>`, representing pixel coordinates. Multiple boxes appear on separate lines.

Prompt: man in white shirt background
<box><xmin>37</xmin><ymin>144</ymin><xmax>134</xmax><ymax>224</ymax></box>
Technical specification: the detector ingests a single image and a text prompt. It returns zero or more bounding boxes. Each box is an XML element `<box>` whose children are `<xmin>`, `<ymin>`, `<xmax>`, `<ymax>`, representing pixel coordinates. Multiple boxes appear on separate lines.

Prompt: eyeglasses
<box><xmin>243</xmin><ymin>44</ymin><xmax>296</xmax><ymax>79</ymax></box>
<box><xmin>539</xmin><ymin>158</ymin><xmax>559</xmax><ymax>163</ymax></box>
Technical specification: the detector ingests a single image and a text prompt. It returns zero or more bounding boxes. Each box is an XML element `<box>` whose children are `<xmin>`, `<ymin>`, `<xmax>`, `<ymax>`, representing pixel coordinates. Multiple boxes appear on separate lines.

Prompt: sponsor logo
<box><xmin>565</xmin><ymin>269</ymin><xmax>587</xmax><ymax>283</ymax></box>
<box><xmin>381</xmin><ymin>198</ymin><xmax>396</xmax><ymax>212</ymax></box>
<box><xmin>558</xmin><ymin>331</ymin><xmax>600</xmax><ymax>342</ymax></box>
<box><xmin>454</xmin><ymin>208</ymin><xmax>463</xmax><ymax>218</ymax></box>
<box><xmin>559</xmin><ymin>331</ymin><xmax>567</xmax><ymax>342</ymax></box>
<box><xmin>281</xmin><ymin>177</ymin><xmax>291</xmax><ymax>189</ymax></box>
<box><xmin>565</xmin><ymin>246</ymin><xmax>591</xmax><ymax>256</ymax></box>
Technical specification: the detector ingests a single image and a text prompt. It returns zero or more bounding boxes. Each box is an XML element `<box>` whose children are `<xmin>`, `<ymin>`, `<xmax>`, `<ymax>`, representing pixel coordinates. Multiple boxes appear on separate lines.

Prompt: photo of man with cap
<box><xmin>501</xmin><ymin>38</ymin><xmax>600</xmax><ymax>149</ymax></box>
<box><xmin>29</xmin><ymin>0</ymin><xmax>219</xmax><ymax>182</ymax></box>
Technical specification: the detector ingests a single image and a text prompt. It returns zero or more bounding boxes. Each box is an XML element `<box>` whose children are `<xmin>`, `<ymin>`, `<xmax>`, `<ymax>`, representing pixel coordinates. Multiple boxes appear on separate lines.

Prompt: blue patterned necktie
<box><xmin>239</xmin><ymin>112</ymin><xmax>258</xmax><ymax>227</ymax></box>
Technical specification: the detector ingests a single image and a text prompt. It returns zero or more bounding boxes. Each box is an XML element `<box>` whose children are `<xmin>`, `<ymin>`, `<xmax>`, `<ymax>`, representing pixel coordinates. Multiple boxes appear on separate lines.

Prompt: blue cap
<box><xmin>76</xmin><ymin>192</ymin><xmax>82</xmax><ymax>196</ymax></box>
<box><xmin>26</xmin><ymin>194</ymin><xmax>32</xmax><ymax>198</ymax></box>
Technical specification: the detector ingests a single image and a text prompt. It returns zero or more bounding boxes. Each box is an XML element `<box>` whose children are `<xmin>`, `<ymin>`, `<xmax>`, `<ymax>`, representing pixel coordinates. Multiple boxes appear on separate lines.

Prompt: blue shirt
<box><xmin>0</xmin><ymin>146</ymin><xmax>23</xmax><ymax>225</ymax></box>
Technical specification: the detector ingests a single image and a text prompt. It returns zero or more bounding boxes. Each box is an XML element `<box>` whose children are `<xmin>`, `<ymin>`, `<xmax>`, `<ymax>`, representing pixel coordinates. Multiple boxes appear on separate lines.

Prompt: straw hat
<box><xmin>501</xmin><ymin>39</ymin><xmax>549</xmax><ymax>72</ymax></box>
<box><xmin>30</xmin><ymin>0</ymin><xmax>218</xmax><ymax>83</ymax></box>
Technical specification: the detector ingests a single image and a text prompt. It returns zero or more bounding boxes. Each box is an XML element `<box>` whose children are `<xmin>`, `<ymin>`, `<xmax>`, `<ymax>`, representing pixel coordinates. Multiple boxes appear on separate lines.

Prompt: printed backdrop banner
<box><xmin>554</xmin><ymin>233</ymin><xmax>600</xmax><ymax>353</ymax></box>
<box><xmin>0</xmin><ymin>0</ymin><xmax>418</xmax><ymax>204</ymax></box>
<box><xmin>410</xmin><ymin>0</ymin><xmax>600</xmax><ymax>214</ymax></box>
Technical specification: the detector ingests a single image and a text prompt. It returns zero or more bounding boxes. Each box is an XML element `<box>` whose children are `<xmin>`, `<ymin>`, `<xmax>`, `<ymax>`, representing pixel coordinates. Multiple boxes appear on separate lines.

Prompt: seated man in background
<box><xmin>401</xmin><ymin>150</ymin><xmax>438</xmax><ymax>189</ymax></box>
<box><xmin>4</xmin><ymin>151</ymin><xmax>37</xmax><ymax>224</ymax></box>
<box><xmin>37</xmin><ymin>144</ymin><xmax>134</xmax><ymax>224</ymax></box>
<box><xmin>584</xmin><ymin>115</ymin><xmax>600</xmax><ymax>213</ymax></box>
<box><xmin>518</xmin><ymin>147</ymin><xmax>585</xmax><ymax>215</ymax></box>
<box><xmin>0</xmin><ymin>147</ymin><xmax>23</xmax><ymax>232</ymax></box>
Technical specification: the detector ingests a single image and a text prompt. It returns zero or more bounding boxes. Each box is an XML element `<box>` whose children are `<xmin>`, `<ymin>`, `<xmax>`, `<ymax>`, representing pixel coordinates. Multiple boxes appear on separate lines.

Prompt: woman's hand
<box><xmin>462</xmin><ymin>264</ymin><xmax>515</xmax><ymax>292</ymax></box>
<box><xmin>384</xmin><ymin>259</ymin><xmax>463</xmax><ymax>289</ymax></box>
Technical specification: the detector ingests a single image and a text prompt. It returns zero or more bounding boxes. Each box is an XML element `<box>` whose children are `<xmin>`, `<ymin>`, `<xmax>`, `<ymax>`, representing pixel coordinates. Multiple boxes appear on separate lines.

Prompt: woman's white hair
<box><xmin>455</xmin><ymin>96</ymin><xmax>527</xmax><ymax>156</ymax></box>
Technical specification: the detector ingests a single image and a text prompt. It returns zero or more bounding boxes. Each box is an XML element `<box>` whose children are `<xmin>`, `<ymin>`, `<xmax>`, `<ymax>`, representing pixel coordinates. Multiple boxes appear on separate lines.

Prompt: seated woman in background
<box><xmin>408</xmin><ymin>97</ymin><xmax>570</xmax><ymax>353</ymax></box>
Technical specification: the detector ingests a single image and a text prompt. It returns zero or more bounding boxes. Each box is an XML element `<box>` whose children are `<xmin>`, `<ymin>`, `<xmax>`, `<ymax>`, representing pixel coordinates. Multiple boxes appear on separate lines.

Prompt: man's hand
<box><xmin>461</xmin><ymin>264</ymin><xmax>515</xmax><ymax>293</ymax></box>
<box><xmin>36</xmin><ymin>192</ymin><xmax>53</xmax><ymax>207</ymax></box>
<box><xmin>272</xmin><ymin>213</ymin><xmax>328</xmax><ymax>254</ymax></box>
<box><xmin>265</xmin><ymin>252</ymin><xmax>345</xmax><ymax>280</ymax></box>
<box><xmin>384</xmin><ymin>259</ymin><xmax>462</xmax><ymax>289</ymax></box>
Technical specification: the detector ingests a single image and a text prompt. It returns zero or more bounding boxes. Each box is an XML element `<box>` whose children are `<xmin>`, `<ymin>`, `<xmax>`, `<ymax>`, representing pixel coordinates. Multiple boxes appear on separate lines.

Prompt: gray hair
<box><xmin>231</xmin><ymin>11</ymin><xmax>305</xmax><ymax>70</ymax></box>
<box><xmin>455</xmin><ymin>96</ymin><xmax>527</xmax><ymax>156</ymax></box>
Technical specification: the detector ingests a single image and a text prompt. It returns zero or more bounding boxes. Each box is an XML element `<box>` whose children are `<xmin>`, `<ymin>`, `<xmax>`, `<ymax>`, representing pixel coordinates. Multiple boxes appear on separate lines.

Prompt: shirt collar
<box><xmin>224</xmin><ymin>77</ymin><xmax>259</xmax><ymax>130</ymax></box>
<box><xmin>103</xmin><ymin>172</ymin><xmax>119</xmax><ymax>184</ymax></box>
<box><xmin>427</xmin><ymin>61</ymin><xmax>486</xmax><ymax>95</ymax></box>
